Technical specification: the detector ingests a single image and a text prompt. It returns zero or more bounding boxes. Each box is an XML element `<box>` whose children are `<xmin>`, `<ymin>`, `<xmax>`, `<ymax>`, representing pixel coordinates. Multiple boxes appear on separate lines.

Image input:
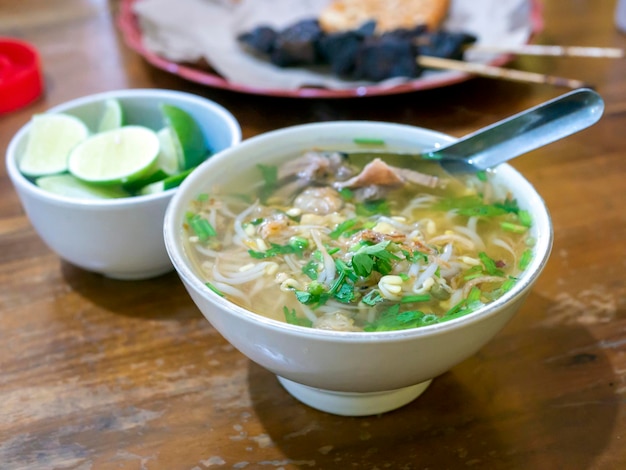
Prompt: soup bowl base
<box><xmin>277</xmin><ymin>376</ymin><xmax>432</xmax><ymax>416</ymax></box>
<box><xmin>103</xmin><ymin>266</ymin><xmax>174</xmax><ymax>281</ymax></box>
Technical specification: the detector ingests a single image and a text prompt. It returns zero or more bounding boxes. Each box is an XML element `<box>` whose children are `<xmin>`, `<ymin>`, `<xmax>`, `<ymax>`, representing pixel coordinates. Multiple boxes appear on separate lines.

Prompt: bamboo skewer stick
<box><xmin>417</xmin><ymin>55</ymin><xmax>590</xmax><ymax>89</ymax></box>
<box><xmin>468</xmin><ymin>44</ymin><xmax>625</xmax><ymax>58</ymax></box>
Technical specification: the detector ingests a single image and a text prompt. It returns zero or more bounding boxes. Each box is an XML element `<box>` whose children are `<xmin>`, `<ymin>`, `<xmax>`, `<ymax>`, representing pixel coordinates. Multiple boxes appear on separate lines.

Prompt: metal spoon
<box><xmin>349</xmin><ymin>88</ymin><xmax>604</xmax><ymax>174</ymax></box>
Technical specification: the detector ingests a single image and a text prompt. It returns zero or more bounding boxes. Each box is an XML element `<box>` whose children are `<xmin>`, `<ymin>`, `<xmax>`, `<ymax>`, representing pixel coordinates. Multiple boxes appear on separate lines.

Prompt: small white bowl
<box><xmin>6</xmin><ymin>89</ymin><xmax>241</xmax><ymax>280</ymax></box>
<box><xmin>164</xmin><ymin>121</ymin><xmax>552</xmax><ymax>416</ymax></box>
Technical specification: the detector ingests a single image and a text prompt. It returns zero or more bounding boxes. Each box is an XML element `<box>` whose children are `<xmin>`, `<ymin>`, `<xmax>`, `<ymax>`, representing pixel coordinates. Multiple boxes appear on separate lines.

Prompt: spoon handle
<box><xmin>431</xmin><ymin>88</ymin><xmax>604</xmax><ymax>172</ymax></box>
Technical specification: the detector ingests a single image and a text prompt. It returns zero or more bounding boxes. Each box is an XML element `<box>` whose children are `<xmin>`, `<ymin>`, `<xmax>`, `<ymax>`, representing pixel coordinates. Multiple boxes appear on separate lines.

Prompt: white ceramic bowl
<box><xmin>164</xmin><ymin>121</ymin><xmax>553</xmax><ymax>415</ymax></box>
<box><xmin>6</xmin><ymin>89</ymin><xmax>241</xmax><ymax>280</ymax></box>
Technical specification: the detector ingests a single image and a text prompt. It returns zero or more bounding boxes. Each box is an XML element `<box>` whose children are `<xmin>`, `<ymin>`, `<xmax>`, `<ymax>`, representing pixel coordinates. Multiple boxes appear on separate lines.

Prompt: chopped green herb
<box><xmin>404</xmin><ymin>249</ymin><xmax>428</xmax><ymax>263</ymax></box>
<box><xmin>364</xmin><ymin>304</ymin><xmax>436</xmax><ymax>332</ymax></box>
<box><xmin>353</xmin><ymin>137</ymin><xmax>385</xmax><ymax>145</ymax></box>
<box><xmin>500</xmin><ymin>278</ymin><xmax>517</xmax><ymax>292</ymax></box>
<box><xmin>479</xmin><ymin>252</ymin><xmax>504</xmax><ymax>276</ymax></box>
<box><xmin>476</xmin><ymin>170</ymin><xmax>488</xmax><ymax>182</ymax></box>
<box><xmin>295</xmin><ymin>290</ymin><xmax>314</xmax><ymax>304</ymax></box>
<box><xmin>283</xmin><ymin>306</ymin><xmax>313</xmax><ymax>327</ymax></box>
<box><xmin>333</xmin><ymin>281</ymin><xmax>355</xmax><ymax>303</ymax></box>
<box><xmin>463</xmin><ymin>264</ymin><xmax>485</xmax><ymax>280</ymax></box>
<box><xmin>494</xmin><ymin>197</ymin><xmax>521</xmax><ymax>214</ymax></box>
<box><xmin>289</xmin><ymin>236</ymin><xmax>309</xmax><ymax>257</ymax></box>
<box><xmin>517</xmin><ymin>209</ymin><xmax>533</xmax><ymax>227</ymax></box>
<box><xmin>187</xmin><ymin>214</ymin><xmax>217</xmax><ymax>241</ymax></box>
<box><xmin>294</xmin><ymin>284</ymin><xmax>330</xmax><ymax>307</ymax></box>
<box><xmin>248</xmin><ymin>241</ymin><xmax>307</xmax><ymax>259</ymax></box>
<box><xmin>443</xmin><ymin>297</ymin><xmax>484</xmax><ymax>321</ymax></box>
<box><xmin>401</xmin><ymin>294</ymin><xmax>431</xmax><ymax>303</ymax></box>
<box><xmin>205</xmin><ymin>282</ymin><xmax>224</xmax><ymax>297</ymax></box>
<box><xmin>302</xmin><ymin>260</ymin><xmax>319</xmax><ymax>280</ymax></box>
<box><xmin>326</xmin><ymin>246</ymin><xmax>341</xmax><ymax>255</ymax></box>
<box><xmin>338</xmin><ymin>188</ymin><xmax>354</xmax><ymax>200</ymax></box>
<box><xmin>307</xmin><ymin>281</ymin><xmax>326</xmax><ymax>296</ymax></box>
<box><xmin>519</xmin><ymin>248</ymin><xmax>533</xmax><ymax>270</ymax></box>
<box><xmin>329</xmin><ymin>218</ymin><xmax>358</xmax><ymax>239</ymax></box>
<box><xmin>351</xmin><ymin>241</ymin><xmax>401</xmax><ymax>278</ymax></box>
<box><xmin>362</xmin><ymin>289</ymin><xmax>384</xmax><ymax>306</ymax></box>
<box><xmin>356</xmin><ymin>199</ymin><xmax>390</xmax><ymax>216</ymax></box>
<box><xmin>458</xmin><ymin>204</ymin><xmax>509</xmax><ymax>217</ymax></box>
<box><xmin>467</xmin><ymin>286</ymin><xmax>482</xmax><ymax>302</ymax></box>
<box><xmin>500</xmin><ymin>222</ymin><xmax>528</xmax><ymax>234</ymax></box>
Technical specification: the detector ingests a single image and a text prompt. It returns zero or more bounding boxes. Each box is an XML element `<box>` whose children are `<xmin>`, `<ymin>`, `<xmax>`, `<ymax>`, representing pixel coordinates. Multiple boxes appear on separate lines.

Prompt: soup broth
<box><xmin>183</xmin><ymin>150</ymin><xmax>534</xmax><ymax>332</ymax></box>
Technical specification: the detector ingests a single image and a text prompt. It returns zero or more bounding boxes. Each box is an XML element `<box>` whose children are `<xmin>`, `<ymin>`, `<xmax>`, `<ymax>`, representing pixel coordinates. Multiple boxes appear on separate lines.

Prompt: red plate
<box><xmin>117</xmin><ymin>0</ymin><xmax>544</xmax><ymax>99</ymax></box>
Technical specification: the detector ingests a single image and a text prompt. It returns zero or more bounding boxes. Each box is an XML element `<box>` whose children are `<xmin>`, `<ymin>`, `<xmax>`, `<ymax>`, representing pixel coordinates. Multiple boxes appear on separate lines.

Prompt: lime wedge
<box><xmin>138</xmin><ymin>167</ymin><xmax>195</xmax><ymax>195</ymax></box>
<box><xmin>160</xmin><ymin>104</ymin><xmax>208</xmax><ymax>170</ymax></box>
<box><xmin>36</xmin><ymin>174</ymin><xmax>129</xmax><ymax>199</ymax></box>
<box><xmin>156</xmin><ymin>127</ymin><xmax>181</xmax><ymax>175</ymax></box>
<box><xmin>19</xmin><ymin>113</ymin><xmax>89</xmax><ymax>177</ymax></box>
<box><xmin>68</xmin><ymin>125</ymin><xmax>160</xmax><ymax>184</ymax></box>
<box><xmin>97</xmin><ymin>99</ymin><xmax>124</xmax><ymax>132</ymax></box>
<box><xmin>121</xmin><ymin>169</ymin><xmax>169</xmax><ymax>194</ymax></box>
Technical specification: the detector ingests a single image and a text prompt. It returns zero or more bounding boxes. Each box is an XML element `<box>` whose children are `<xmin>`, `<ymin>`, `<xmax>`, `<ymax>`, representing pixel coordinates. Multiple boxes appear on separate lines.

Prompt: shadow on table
<box><xmin>60</xmin><ymin>261</ymin><xmax>200</xmax><ymax>322</ymax></box>
<box><xmin>247</xmin><ymin>291</ymin><xmax>619</xmax><ymax>469</ymax></box>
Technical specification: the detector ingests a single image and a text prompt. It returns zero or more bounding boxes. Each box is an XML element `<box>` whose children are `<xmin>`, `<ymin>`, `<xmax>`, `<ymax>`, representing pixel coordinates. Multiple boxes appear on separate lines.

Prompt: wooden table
<box><xmin>1</xmin><ymin>1</ymin><xmax>625</xmax><ymax>468</ymax></box>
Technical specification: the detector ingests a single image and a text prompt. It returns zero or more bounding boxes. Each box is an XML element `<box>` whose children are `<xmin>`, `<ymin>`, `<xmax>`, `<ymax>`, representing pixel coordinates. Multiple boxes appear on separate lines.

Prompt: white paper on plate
<box><xmin>133</xmin><ymin>0</ymin><xmax>534</xmax><ymax>91</ymax></box>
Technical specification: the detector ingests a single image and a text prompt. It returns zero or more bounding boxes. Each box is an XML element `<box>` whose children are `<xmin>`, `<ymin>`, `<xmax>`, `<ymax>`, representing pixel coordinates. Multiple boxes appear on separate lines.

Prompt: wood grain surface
<box><xmin>1</xmin><ymin>1</ymin><xmax>625</xmax><ymax>469</ymax></box>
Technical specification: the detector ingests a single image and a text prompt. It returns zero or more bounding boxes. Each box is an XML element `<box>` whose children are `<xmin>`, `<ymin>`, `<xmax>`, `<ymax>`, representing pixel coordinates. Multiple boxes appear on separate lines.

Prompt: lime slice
<box><xmin>156</xmin><ymin>127</ymin><xmax>181</xmax><ymax>175</ymax></box>
<box><xmin>68</xmin><ymin>125</ymin><xmax>160</xmax><ymax>184</ymax></box>
<box><xmin>121</xmin><ymin>169</ymin><xmax>169</xmax><ymax>194</ymax></box>
<box><xmin>97</xmin><ymin>98</ymin><xmax>124</xmax><ymax>132</ymax></box>
<box><xmin>19</xmin><ymin>113</ymin><xmax>89</xmax><ymax>177</ymax></box>
<box><xmin>138</xmin><ymin>167</ymin><xmax>195</xmax><ymax>195</ymax></box>
<box><xmin>160</xmin><ymin>104</ymin><xmax>208</xmax><ymax>170</ymax></box>
<box><xmin>36</xmin><ymin>174</ymin><xmax>129</xmax><ymax>199</ymax></box>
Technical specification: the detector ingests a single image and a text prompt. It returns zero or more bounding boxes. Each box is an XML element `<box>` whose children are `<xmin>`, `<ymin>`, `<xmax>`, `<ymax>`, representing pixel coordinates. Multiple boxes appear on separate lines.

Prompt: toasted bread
<box><xmin>319</xmin><ymin>0</ymin><xmax>449</xmax><ymax>34</ymax></box>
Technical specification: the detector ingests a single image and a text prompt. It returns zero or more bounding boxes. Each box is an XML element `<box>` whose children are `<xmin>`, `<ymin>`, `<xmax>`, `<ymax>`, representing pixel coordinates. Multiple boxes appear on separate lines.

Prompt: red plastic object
<box><xmin>0</xmin><ymin>37</ymin><xmax>44</xmax><ymax>114</ymax></box>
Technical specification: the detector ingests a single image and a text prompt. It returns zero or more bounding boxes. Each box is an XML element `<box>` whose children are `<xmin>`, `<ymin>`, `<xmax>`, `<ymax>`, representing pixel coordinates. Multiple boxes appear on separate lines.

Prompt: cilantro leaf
<box><xmin>283</xmin><ymin>306</ymin><xmax>313</xmax><ymax>327</ymax></box>
<box><xmin>362</xmin><ymin>290</ymin><xmax>384</xmax><ymax>306</ymax></box>
<box><xmin>356</xmin><ymin>199</ymin><xmax>390</xmax><ymax>216</ymax></box>
<box><xmin>351</xmin><ymin>241</ymin><xmax>400</xmax><ymax>278</ymax></box>
<box><xmin>302</xmin><ymin>260</ymin><xmax>319</xmax><ymax>280</ymax></box>
<box><xmin>329</xmin><ymin>218</ymin><xmax>358</xmax><ymax>240</ymax></box>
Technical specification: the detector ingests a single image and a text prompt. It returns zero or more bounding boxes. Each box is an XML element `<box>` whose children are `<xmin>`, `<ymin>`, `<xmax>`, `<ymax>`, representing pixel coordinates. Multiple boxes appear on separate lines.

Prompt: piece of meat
<box><xmin>277</xmin><ymin>151</ymin><xmax>351</xmax><ymax>182</ymax></box>
<box><xmin>334</xmin><ymin>158</ymin><xmax>404</xmax><ymax>189</ymax></box>
<box><xmin>294</xmin><ymin>187</ymin><xmax>344</xmax><ymax>215</ymax></box>
<box><xmin>334</xmin><ymin>157</ymin><xmax>438</xmax><ymax>190</ymax></box>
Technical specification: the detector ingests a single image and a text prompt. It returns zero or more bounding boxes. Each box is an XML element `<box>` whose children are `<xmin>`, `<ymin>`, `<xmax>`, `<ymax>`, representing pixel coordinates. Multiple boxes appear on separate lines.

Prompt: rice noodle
<box><xmin>212</xmin><ymin>260</ymin><xmax>272</xmax><ymax>285</ymax></box>
<box><xmin>211</xmin><ymin>281</ymin><xmax>249</xmax><ymax>304</ymax></box>
<box><xmin>462</xmin><ymin>275</ymin><xmax>506</xmax><ymax>297</ymax></box>
<box><xmin>311</xmin><ymin>229</ymin><xmax>336</xmax><ymax>286</ymax></box>
<box><xmin>194</xmin><ymin>244</ymin><xmax>221</xmax><ymax>258</ymax></box>
<box><xmin>428</xmin><ymin>233</ymin><xmax>475</xmax><ymax>250</ymax></box>
<box><xmin>413</xmin><ymin>261</ymin><xmax>439</xmax><ymax>292</ymax></box>
<box><xmin>300</xmin><ymin>303</ymin><xmax>319</xmax><ymax>322</ymax></box>
<box><xmin>452</xmin><ymin>225</ymin><xmax>486</xmax><ymax>251</ymax></box>
<box><xmin>232</xmin><ymin>200</ymin><xmax>260</xmax><ymax>246</ymax></box>
<box><xmin>440</xmin><ymin>243</ymin><xmax>453</xmax><ymax>262</ymax></box>
<box><xmin>283</xmin><ymin>253</ymin><xmax>304</xmax><ymax>274</ymax></box>
<box><xmin>491</xmin><ymin>236</ymin><xmax>517</xmax><ymax>265</ymax></box>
